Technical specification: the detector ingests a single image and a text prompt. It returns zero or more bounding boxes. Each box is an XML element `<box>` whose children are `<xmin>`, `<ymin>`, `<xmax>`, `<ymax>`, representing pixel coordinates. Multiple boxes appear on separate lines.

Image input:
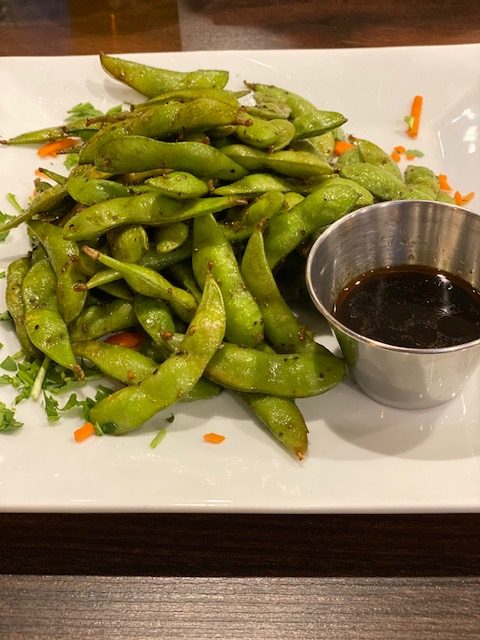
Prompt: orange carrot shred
<box><xmin>394</xmin><ymin>145</ymin><xmax>406</xmax><ymax>154</ymax></box>
<box><xmin>406</xmin><ymin>95</ymin><xmax>423</xmax><ymax>139</ymax></box>
<box><xmin>203</xmin><ymin>432</ymin><xmax>225</xmax><ymax>444</ymax></box>
<box><xmin>105</xmin><ymin>331</ymin><xmax>145</xmax><ymax>349</ymax></box>
<box><xmin>37</xmin><ymin>137</ymin><xmax>78</xmax><ymax>157</ymax></box>
<box><xmin>454</xmin><ymin>190</ymin><xmax>475</xmax><ymax>206</ymax></box>
<box><xmin>334</xmin><ymin>140</ymin><xmax>355</xmax><ymax>156</ymax></box>
<box><xmin>74</xmin><ymin>422</ymin><xmax>96</xmax><ymax>443</ymax></box>
<box><xmin>438</xmin><ymin>174</ymin><xmax>452</xmax><ymax>192</ymax></box>
<box><xmin>390</xmin><ymin>150</ymin><xmax>401</xmax><ymax>163</ymax></box>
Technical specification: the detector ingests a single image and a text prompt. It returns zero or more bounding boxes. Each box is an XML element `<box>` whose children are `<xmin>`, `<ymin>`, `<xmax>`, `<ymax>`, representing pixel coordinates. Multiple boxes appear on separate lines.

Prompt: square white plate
<box><xmin>0</xmin><ymin>45</ymin><xmax>479</xmax><ymax>513</ymax></box>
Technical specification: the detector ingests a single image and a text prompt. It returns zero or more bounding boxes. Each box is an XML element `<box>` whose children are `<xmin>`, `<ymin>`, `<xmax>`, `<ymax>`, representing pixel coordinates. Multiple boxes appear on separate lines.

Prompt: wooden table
<box><xmin>1</xmin><ymin>1</ymin><xmax>480</xmax><ymax>638</ymax></box>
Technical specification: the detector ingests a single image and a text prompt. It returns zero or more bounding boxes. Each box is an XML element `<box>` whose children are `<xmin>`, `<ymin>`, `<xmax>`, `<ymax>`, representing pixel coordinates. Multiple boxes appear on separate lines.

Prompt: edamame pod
<box><xmin>204</xmin><ymin>342</ymin><xmax>345</xmax><ymax>397</ymax></box>
<box><xmin>339</xmin><ymin>163</ymin><xmax>436</xmax><ymax>202</ymax></box>
<box><xmin>5</xmin><ymin>257</ymin><xmax>39</xmax><ymax>358</ymax></box>
<box><xmin>219</xmin><ymin>190</ymin><xmax>285</xmax><ymax>243</ymax></box>
<box><xmin>69</xmin><ymin>299</ymin><xmax>138</xmax><ymax>341</ymax></box>
<box><xmin>28</xmin><ymin>220</ymin><xmax>88</xmax><ymax>324</ymax></box>
<box><xmin>100</xmin><ymin>53</ymin><xmax>229</xmax><ymax>98</ymax></box>
<box><xmin>241</xmin><ymin>226</ymin><xmax>316</xmax><ymax>353</ymax></box>
<box><xmin>404</xmin><ymin>165</ymin><xmax>440</xmax><ymax>199</ymax></box>
<box><xmin>66</xmin><ymin>175</ymin><xmax>131</xmax><ymax>206</ymax></box>
<box><xmin>146</xmin><ymin>172</ymin><xmax>210</xmax><ymax>200</ymax></box>
<box><xmin>64</xmin><ymin>192</ymin><xmax>246</xmax><ymax>240</ymax></box>
<box><xmin>107</xmin><ymin>224</ymin><xmax>149</xmax><ymax>263</ymax></box>
<box><xmin>82</xmin><ymin>246</ymin><xmax>198</xmax><ymax>323</ymax></box>
<box><xmin>22</xmin><ymin>258</ymin><xmax>83</xmax><ymax>378</ymax></box>
<box><xmin>89</xmin><ymin>272</ymin><xmax>226</xmax><ymax>434</ymax></box>
<box><xmin>79</xmin><ymin>98</ymin><xmax>251</xmax><ymax>164</ymax></box>
<box><xmin>192</xmin><ymin>212</ymin><xmax>264</xmax><ymax>347</ymax></box>
<box><xmin>234</xmin><ymin>116</ymin><xmax>296</xmax><ymax>151</ymax></box>
<box><xmin>263</xmin><ymin>181</ymin><xmax>360</xmax><ymax>269</ymax></box>
<box><xmin>154</xmin><ymin>222</ymin><xmax>190</xmax><ymax>253</ymax></box>
<box><xmin>213</xmin><ymin>172</ymin><xmax>321</xmax><ymax>197</ymax></box>
<box><xmin>94</xmin><ymin>136</ymin><xmax>248</xmax><ymax>181</ymax></box>
<box><xmin>239</xmin><ymin>392</ymin><xmax>308</xmax><ymax>459</ymax></box>
<box><xmin>292</xmin><ymin>110</ymin><xmax>347</xmax><ymax>140</ymax></box>
<box><xmin>356</xmin><ymin>138</ymin><xmax>403</xmax><ymax>180</ymax></box>
<box><xmin>245</xmin><ymin>82</ymin><xmax>318</xmax><ymax>118</ymax></box>
<box><xmin>220</xmin><ymin>144</ymin><xmax>334</xmax><ymax>178</ymax></box>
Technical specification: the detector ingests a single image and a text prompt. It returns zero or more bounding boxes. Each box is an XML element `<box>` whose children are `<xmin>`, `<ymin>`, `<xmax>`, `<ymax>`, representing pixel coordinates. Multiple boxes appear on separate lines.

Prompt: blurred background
<box><xmin>0</xmin><ymin>0</ymin><xmax>479</xmax><ymax>55</ymax></box>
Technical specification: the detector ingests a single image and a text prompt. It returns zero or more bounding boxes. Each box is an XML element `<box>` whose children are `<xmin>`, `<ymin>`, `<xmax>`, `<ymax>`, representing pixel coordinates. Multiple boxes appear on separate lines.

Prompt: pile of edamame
<box><xmin>0</xmin><ymin>54</ymin><xmax>449</xmax><ymax>458</ymax></box>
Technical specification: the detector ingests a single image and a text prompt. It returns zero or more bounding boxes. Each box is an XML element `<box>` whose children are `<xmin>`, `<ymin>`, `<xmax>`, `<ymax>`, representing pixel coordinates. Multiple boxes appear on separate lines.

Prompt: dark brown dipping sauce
<box><xmin>333</xmin><ymin>265</ymin><xmax>480</xmax><ymax>349</ymax></box>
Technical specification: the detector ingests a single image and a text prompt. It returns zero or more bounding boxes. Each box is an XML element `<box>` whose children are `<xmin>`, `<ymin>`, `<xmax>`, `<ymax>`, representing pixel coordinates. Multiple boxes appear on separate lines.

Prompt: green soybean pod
<box><xmin>79</xmin><ymin>98</ymin><xmax>251</xmax><ymax>164</ymax></box>
<box><xmin>204</xmin><ymin>343</ymin><xmax>345</xmax><ymax>398</ymax></box>
<box><xmin>436</xmin><ymin>190</ymin><xmax>455</xmax><ymax>204</ymax></box>
<box><xmin>89</xmin><ymin>272</ymin><xmax>226</xmax><ymax>434</ymax></box>
<box><xmin>220</xmin><ymin>144</ymin><xmax>334</xmax><ymax>179</ymax></box>
<box><xmin>133</xmin><ymin>294</ymin><xmax>180</xmax><ymax>356</ymax></box>
<box><xmin>64</xmin><ymin>192</ymin><xmax>246</xmax><ymax>240</ymax></box>
<box><xmin>356</xmin><ymin>138</ymin><xmax>403</xmax><ymax>180</ymax></box>
<box><xmin>213</xmin><ymin>173</ymin><xmax>313</xmax><ymax>197</ymax></box>
<box><xmin>308</xmin><ymin>132</ymin><xmax>336</xmax><ymax>158</ymax></box>
<box><xmin>82</xmin><ymin>246</ymin><xmax>198</xmax><ymax>323</ymax></box>
<box><xmin>220</xmin><ymin>190</ymin><xmax>285</xmax><ymax>243</ymax></box>
<box><xmin>244</xmin><ymin>82</ymin><xmax>318</xmax><ymax>118</ymax></box>
<box><xmin>292</xmin><ymin>110</ymin><xmax>347</xmax><ymax>140</ymax></box>
<box><xmin>66</xmin><ymin>175</ymin><xmax>131</xmax><ymax>206</ymax></box>
<box><xmin>192</xmin><ymin>212</ymin><xmax>264</xmax><ymax>347</ymax></box>
<box><xmin>28</xmin><ymin>221</ymin><xmax>88</xmax><ymax>324</ymax></box>
<box><xmin>339</xmin><ymin>163</ymin><xmax>436</xmax><ymax>202</ymax></box>
<box><xmin>100</xmin><ymin>53</ymin><xmax>229</xmax><ymax>98</ymax></box>
<box><xmin>94</xmin><ymin>136</ymin><xmax>248</xmax><ymax>181</ymax></box>
<box><xmin>154</xmin><ymin>222</ymin><xmax>190</xmax><ymax>253</ymax></box>
<box><xmin>404</xmin><ymin>165</ymin><xmax>440</xmax><ymax>199</ymax></box>
<box><xmin>69</xmin><ymin>299</ymin><xmax>138</xmax><ymax>341</ymax></box>
<box><xmin>335</xmin><ymin>145</ymin><xmax>362</xmax><ymax>170</ymax></box>
<box><xmin>167</xmin><ymin>261</ymin><xmax>203</xmax><ymax>304</ymax></box>
<box><xmin>5</xmin><ymin>257</ymin><xmax>39</xmax><ymax>358</ymax></box>
<box><xmin>107</xmin><ymin>224</ymin><xmax>149</xmax><ymax>263</ymax></box>
<box><xmin>241</xmin><ymin>226</ymin><xmax>316</xmax><ymax>353</ymax></box>
<box><xmin>143</xmin><ymin>87</ymin><xmax>243</xmax><ymax>107</ymax></box>
<box><xmin>263</xmin><ymin>181</ymin><xmax>360</xmax><ymax>269</ymax></box>
<box><xmin>146</xmin><ymin>172</ymin><xmax>210</xmax><ymax>200</ymax></box>
<box><xmin>234</xmin><ymin>117</ymin><xmax>296</xmax><ymax>151</ymax></box>
<box><xmin>22</xmin><ymin>258</ymin><xmax>83</xmax><ymax>378</ymax></box>
<box><xmin>239</xmin><ymin>392</ymin><xmax>308</xmax><ymax>460</ymax></box>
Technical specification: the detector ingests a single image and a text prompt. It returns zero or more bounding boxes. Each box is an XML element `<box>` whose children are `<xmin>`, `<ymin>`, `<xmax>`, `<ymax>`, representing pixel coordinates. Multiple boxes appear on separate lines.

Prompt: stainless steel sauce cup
<box><xmin>305</xmin><ymin>200</ymin><xmax>480</xmax><ymax>409</ymax></box>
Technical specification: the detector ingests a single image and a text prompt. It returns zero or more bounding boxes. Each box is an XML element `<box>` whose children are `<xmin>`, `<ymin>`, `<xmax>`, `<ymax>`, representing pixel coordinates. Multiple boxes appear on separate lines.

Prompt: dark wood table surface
<box><xmin>1</xmin><ymin>1</ymin><xmax>480</xmax><ymax>638</ymax></box>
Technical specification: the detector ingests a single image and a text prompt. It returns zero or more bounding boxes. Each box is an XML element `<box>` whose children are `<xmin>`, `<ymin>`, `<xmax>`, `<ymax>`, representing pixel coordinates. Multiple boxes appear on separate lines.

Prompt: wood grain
<box><xmin>1</xmin><ymin>513</ymin><xmax>479</xmax><ymax>577</ymax></box>
<box><xmin>1</xmin><ymin>575</ymin><xmax>479</xmax><ymax>639</ymax></box>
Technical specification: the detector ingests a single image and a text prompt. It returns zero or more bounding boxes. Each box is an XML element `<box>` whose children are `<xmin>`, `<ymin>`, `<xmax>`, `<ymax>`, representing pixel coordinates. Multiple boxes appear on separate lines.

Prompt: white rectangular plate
<box><xmin>0</xmin><ymin>45</ymin><xmax>479</xmax><ymax>513</ymax></box>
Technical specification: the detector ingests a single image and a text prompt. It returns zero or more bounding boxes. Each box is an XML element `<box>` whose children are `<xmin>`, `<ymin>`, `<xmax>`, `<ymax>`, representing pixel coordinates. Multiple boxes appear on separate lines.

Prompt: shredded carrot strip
<box><xmin>390</xmin><ymin>145</ymin><xmax>408</xmax><ymax>162</ymax></box>
<box><xmin>203</xmin><ymin>432</ymin><xmax>225</xmax><ymax>444</ymax></box>
<box><xmin>37</xmin><ymin>137</ymin><xmax>78</xmax><ymax>157</ymax></box>
<box><xmin>105</xmin><ymin>331</ymin><xmax>145</xmax><ymax>349</ymax></box>
<box><xmin>405</xmin><ymin>152</ymin><xmax>416</xmax><ymax>160</ymax></box>
<box><xmin>438</xmin><ymin>174</ymin><xmax>452</xmax><ymax>192</ymax></box>
<box><xmin>454</xmin><ymin>191</ymin><xmax>475</xmax><ymax>206</ymax></box>
<box><xmin>74</xmin><ymin>422</ymin><xmax>96</xmax><ymax>443</ymax></box>
<box><xmin>406</xmin><ymin>95</ymin><xmax>423</xmax><ymax>139</ymax></box>
<box><xmin>334</xmin><ymin>140</ymin><xmax>354</xmax><ymax>156</ymax></box>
